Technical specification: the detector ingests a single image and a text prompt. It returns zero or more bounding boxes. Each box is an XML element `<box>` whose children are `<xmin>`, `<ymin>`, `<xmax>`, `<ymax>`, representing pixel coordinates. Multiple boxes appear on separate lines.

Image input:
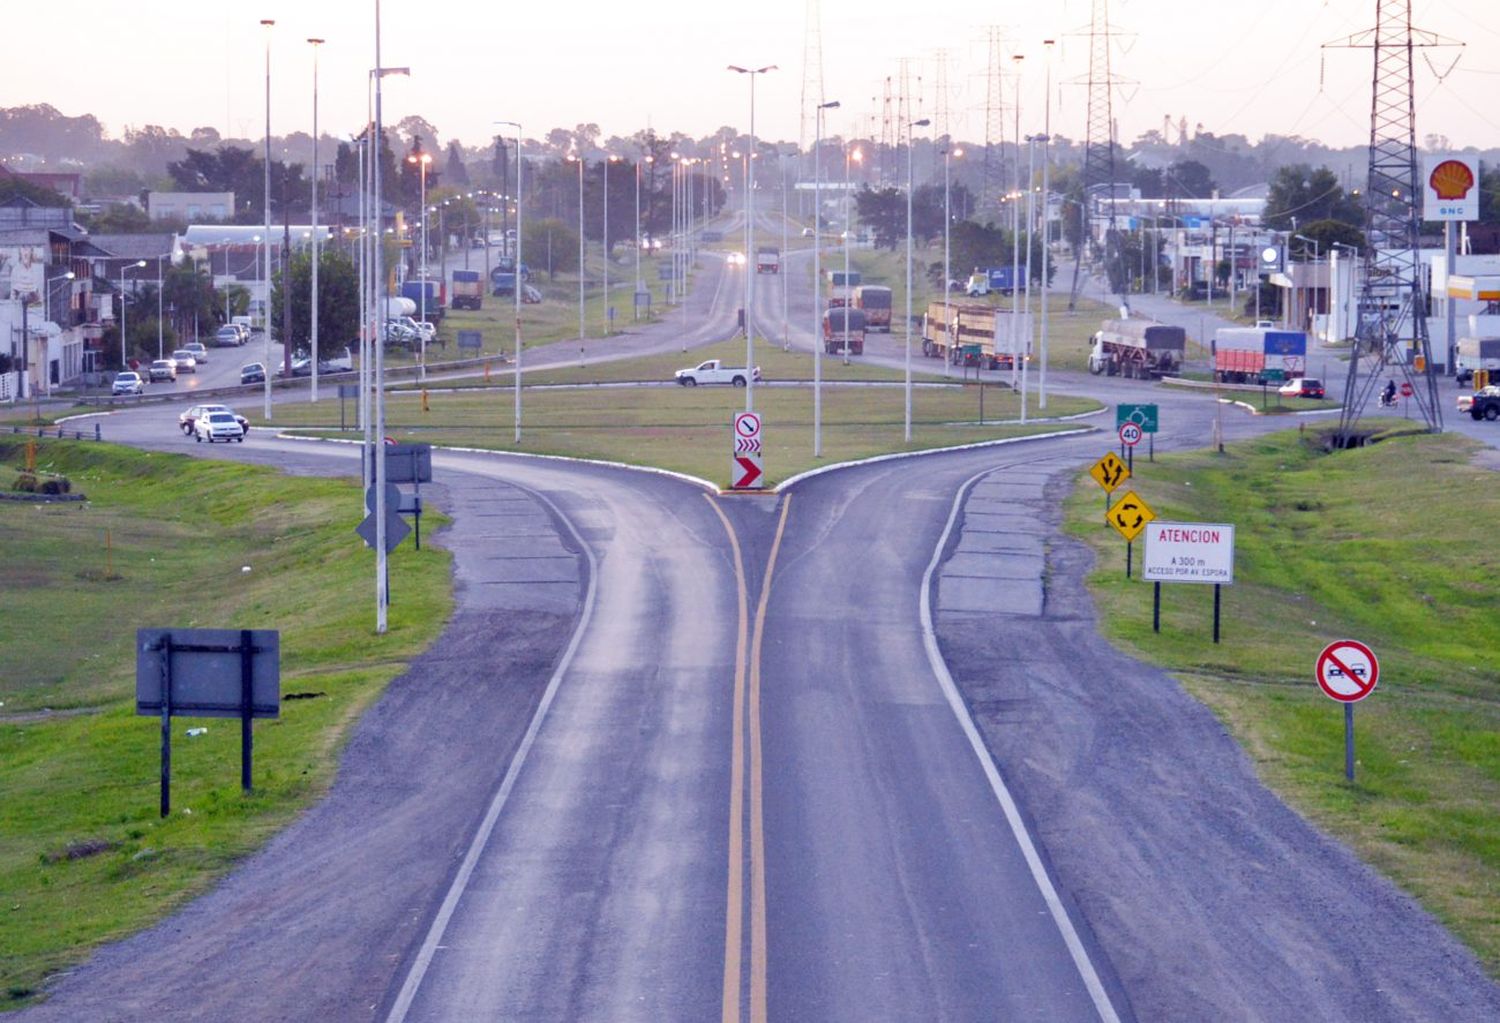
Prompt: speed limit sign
<box><xmin>1119</xmin><ymin>422</ymin><xmax>1143</xmax><ymax>447</ymax></box>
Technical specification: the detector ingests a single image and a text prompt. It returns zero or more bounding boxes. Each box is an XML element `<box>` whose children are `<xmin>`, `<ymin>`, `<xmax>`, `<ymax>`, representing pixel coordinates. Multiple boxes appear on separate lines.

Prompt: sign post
<box><xmin>1116</xmin><ymin>403</ymin><xmax>1159</xmax><ymax>461</ymax></box>
<box><xmin>136</xmin><ymin>628</ymin><xmax>280</xmax><ymax>816</ymax></box>
<box><xmin>1315</xmin><ymin>639</ymin><xmax>1379</xmax><ymax>781</ymax></box>
<box><xmin>1106</xmin><ymin>490</ymin><xmax>1155</xmax><ymax>578</ymax></box>
<box><xmin>731</xmin><ymin>412</ymin><xmax>764</xmax><ymax>490</ymax></box>
<box><xmin>1089</xmin><ymin>451</ymin><xmax>1130</xmax><ymax>514</ymax></box>
<box><xmin>1143</xmin><ymin>521</ymin><xmax>1235</xmax><ymax>642</ymax></box>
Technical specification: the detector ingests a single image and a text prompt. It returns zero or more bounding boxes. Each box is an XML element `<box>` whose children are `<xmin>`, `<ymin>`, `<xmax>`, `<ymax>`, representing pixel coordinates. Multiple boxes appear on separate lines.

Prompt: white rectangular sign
<box><xmin>1422</xmin><ymin>154</ymin><xmax>1480</xmax><ymax>222</ymax></box>
<box><xmin>1143</xmin><ymin>521</ymin><xmax>1235</xmax><ymax>585</ymax></box>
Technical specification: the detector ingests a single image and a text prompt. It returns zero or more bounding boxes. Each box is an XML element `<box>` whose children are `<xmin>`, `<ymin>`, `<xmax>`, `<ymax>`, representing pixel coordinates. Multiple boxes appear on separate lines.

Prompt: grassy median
<box><xmin>0</xmin><ymin>439</ymin><xmax>451</xmax><ymax>1007</ymax></box>
<box><xmin>270</xmin><ymin>338</ymin><xmax>1102</xmax><ymax>486</ymax></box>
<box><xmin>1065</xmin><ymin>425</ymin><xmax>1500</xmax><ymax>976</ymax></box>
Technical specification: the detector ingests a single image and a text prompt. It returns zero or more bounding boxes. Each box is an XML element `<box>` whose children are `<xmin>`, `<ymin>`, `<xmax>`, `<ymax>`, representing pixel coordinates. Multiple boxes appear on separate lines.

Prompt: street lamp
<box><xmin>1028</xmin><ymin>134</ymin><xmax>1053</xmax><ymax>410</ymax></box>
<box><xmin>566</xmin><ymin>152</ymin><xmax>585</xmax><ymax>352</ymax></box>
<box><xmin>155</xmin><ymin>254</ymin><xmax>164</xmax><ymax>359</ymax></box>
<box><xmin>260</xmin><ymin>16</ymin><xmax>274</xmax><ymax>420</ymax></box>
<box><xmin>1293</xmin><ymin>233</ymin><xmax>1320</xmax><ymax>262</ymax></box>
<box><xmin>904</xmin><ymin>117</ymin><xmax>930</xmax><ymax>442</ymax></box>
<box><xmin>812</xmin><ymin>99</ymin><xmax>839</xmax><ymax>457</ymax></box>
<box><xmin>943</xmin><ymin>146</ymin><xmax>963</xmax><ymax>388</ymax></box>
<box><xmin>728</xmin><ymin>62</ymin><xmax>778</xmax><ymax>412</ymax></box>
<box><xmin>308</xmin><ymin>36</ymin><xmax>324</xmax><ymax>402</ymax></box>
<box><xmin>496</xmin><ymin>120</ymin><xmax>523</xmax><ymax>443</ymax></box>
<box><xmin>119</xmin><ymin>260</ymin><xmax>147</xmax><ymax>368</ymax></box>
<box><xmin>603</xmin><ymin>154</ymin><xmax>620</xmax><ymax>335</ymax></box>
<box><xmin>1040</xmin><ymin>37</ymin><xmax>1055</xmax><ymax>410</ymax></box>
<box><xmin>842</xmin><ymin>144</ymin><xmax>862</xmax><ymax>365</ymax></box>
<box><xmin>406</xmin><ymin>143</ymin><xmax>432</xmax><ymax>378</ymax></box>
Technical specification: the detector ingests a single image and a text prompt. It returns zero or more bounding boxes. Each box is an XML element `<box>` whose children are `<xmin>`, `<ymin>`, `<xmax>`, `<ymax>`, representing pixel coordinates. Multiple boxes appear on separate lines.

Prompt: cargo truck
<box><xmin>965</xmin><ymin>267</ymin><xmax>1017</xmax><ymax>297</ymax></box>
<box><xmin>1456</xmin><ymin>337</ymin><xmax>1500</xmax><ymax>387</ymax></box>
<box><xmin>399</xmin><ymin>278</ymin><xmax>446</xmax><ymax>322</ymax></box>
<box><xmin>921</xmin><ymin>302</ymin><xmax>1023</xmax><ymax>369</ymax></box>
<box><xmin>1212</xmin><ymin>325</ymin><xmax>1307</xmax><ymax>384</ymax></box>
<box><xmin>823</xmin><ymin>307</ymin><xmax>867</xmax><ymax>355</ymax></box>
<box><xmin>450</xmin><ymin>269</ymin><xmax>483</xmax><ymax>311</ymax></box>
<box><xmin>827</xmin><ymin>270</ymin><xmax>862</xmax><ymax>308</ymax></box>
<box><xmin>1088</xmin><ymin>319</ymin><xmax>1187</xmax><ymax>379</ymax></box>
<box><xmin>853</xmin><ymin>285</ymin><xmax>892</xmax><ymax>332</ymax></box>
<box><xmin>756</xmin><ymin>247</ymin><xmax>781</xmax><ymax>274</ymax></box>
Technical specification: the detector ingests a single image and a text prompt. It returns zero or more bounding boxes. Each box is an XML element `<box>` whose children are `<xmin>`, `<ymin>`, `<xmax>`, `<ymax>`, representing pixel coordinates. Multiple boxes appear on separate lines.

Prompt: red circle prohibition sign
<box><xmin>1316</xmin><ymin>640</ymin><xmax>1379</xmax><ymax>702</ymax></box>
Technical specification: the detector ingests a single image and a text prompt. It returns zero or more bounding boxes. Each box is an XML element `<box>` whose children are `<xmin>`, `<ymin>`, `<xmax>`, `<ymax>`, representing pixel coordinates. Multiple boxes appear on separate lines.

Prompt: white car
<box><xmin>148</xmin><ymin>359</ymin><xmax>177</xmax><ymax>382</ymax></box>
<box><xmin>171</xmin><ymin>350</ymin><xmax>198</xmax><ymax>373</ymax></box>
<box><xmin>183</xmin><ymin>342</ymin><xmax>208</xmax><ymax>364</ymax></box>
<box><xmin>397</xmin><ymin>316</ymin><xmax>436</xmax><ymax>343</ymax></box>
<box><xmin>180</xmin><ymin>404</ymin><xmax>248</xmax><ymax>436</ymax></box>
<box><xmin>194</xmin><ymin>410</ymin><xmax>245</xmax><ymax>443</ymax></box>
<box><xmin>112</xmin><ymin>371</ymin><xmax>144</xmax><ymax>396</ymax></box>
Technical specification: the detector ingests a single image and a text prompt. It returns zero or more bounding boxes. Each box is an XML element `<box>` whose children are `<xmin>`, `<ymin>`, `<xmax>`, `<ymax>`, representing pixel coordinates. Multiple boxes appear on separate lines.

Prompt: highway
<box><xmin>15</xmin><ymin>212</ymin><xmax>1500</xmax><ymax>1022</ymax></box>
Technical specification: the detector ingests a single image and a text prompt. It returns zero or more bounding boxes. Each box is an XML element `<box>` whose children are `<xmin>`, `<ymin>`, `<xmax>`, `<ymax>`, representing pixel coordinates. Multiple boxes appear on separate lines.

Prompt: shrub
<box><xmin>13</xmin><ymin>473</ymin><xmax>37</xmax><ymax>492</ymax></box>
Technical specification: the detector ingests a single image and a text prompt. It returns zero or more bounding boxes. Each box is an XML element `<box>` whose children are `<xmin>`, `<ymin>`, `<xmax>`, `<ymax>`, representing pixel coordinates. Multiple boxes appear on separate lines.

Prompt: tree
<box><xmin>162</xmin><ymin>261</ymin><xmax>221</xmax><ymax>338</ymax></box>
<box><xmin>523</xmin><ymin>217</ymin><xmax>580</xmax><ymax>278</ymax></box>
<box><xmin>1479</xmin><ymin>165</ymin><xmax>1500</xmax><ymax>225</ymax></box>
<box><xmin>1263</xmin><ymin>164</ymin><xmax>1361</xmax><ymax>230</ymax></box>
<box><xmin>445</xmin><ymin>141</ymin><xmax>470</xmax><ymax>187</ymax></box>
<box><xmin>1296</xmin><ymin>218</ymin><xmax>1366</xmax><ymax>257</ymax></box>
<box><xmin>78</xmin><ymin>203</ymin><xmax>152</xmax><ymax>233</ymax></box>
<box><xmin>1164</xmin><ymin>159</ymin><xmax>1216</xmax><ymax>199</ymax></box>
<box><xmin>266</xmin><ymin>248</ymin><xmax>360</xmax><ymax>353</ymax></box>
<box><xmin>0</xmin><ymin>175</ymin><xmax>69</xmax><ymax>208</ymax></box>
<box><xmin>852</xmin><ymin>187</ymin><xmax>906</xmax><ymax>250</ymax></box>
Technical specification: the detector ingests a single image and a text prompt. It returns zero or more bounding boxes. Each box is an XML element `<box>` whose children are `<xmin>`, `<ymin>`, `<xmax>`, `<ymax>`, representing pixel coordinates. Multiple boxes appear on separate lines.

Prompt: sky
<box><xmin>7</xmin><ymin>0</ymin><xmax>1500</xmax><ymax>153</ymax></box>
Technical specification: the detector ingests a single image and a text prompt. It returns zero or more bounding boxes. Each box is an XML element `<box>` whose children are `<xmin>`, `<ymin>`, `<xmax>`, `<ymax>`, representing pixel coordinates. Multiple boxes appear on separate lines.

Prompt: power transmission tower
<box><xmin>982</xmin><ymin>28</ymin><xmax>1007</xmax><ymax>215</ymax></box>
<box><xmin>799</xmin><ymin>0</ymin><xmax>825</xmax><ymax>153</ymax></box>
<box><xmin>933</xmin><ymin>48</ymin><xmax>952</xmax><ymax>145</ymax></box>
<box><xmin>880</xmin><ymin>76</ymin><xmax>895</xmax><ymax>186</ymax></box>
<box><xmin>1070</xmin><ymin>0</ymin><xmax>1122</xmax><ymax>310</ymax></box>
<box><xmin>1325</xmin><ymin>0</ymin><xmax>1461</xmax><ymax>438</ymax></box>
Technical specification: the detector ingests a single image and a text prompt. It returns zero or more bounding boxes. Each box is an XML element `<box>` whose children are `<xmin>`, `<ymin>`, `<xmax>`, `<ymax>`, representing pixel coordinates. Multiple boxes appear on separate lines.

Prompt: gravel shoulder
<box><xmin>935</xmin><ymin>462</ymin><xmax>1500</xmax><ymax>1021</ymax></box>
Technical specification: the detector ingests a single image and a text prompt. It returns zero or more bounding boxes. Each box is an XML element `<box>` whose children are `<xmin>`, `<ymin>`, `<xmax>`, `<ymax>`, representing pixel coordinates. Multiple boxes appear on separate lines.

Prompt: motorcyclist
<box><xmin>1382</xmin><ymin>379</ymin><xmax>1397</xmax><ymax>405</ymax></box>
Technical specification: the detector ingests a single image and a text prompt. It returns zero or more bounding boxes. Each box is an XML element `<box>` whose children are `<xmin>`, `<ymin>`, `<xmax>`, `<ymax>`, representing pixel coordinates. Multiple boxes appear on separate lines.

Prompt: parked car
<box><xmin>148</xmin><ymin>359</ymin><xmax>177</xmax><ymax>382</ymax></box>
<box><xmin>194</xmin><ymin>410</ymin><xmax>246</xmax><ymax>443</ymax></box>
<box><xmin>112</xmin><ymin>371</ymin><xmax>144</xmax><ymax>396</ymax></box>
<box><xmin>240</xmin><ymin>362</ymin><xmax>266</xmax><ymax>385</ymax></box>
<box><xmin>1278</xmin><ymin>377</ymin><xmax>1325</xmax><ymax>399</ymax></box>
<box><xmin>171</xmin><ymin>350</ymin><xmax>198</xmax><ymax>373</ymax></box>
<box><xmin>397</xmin><ymin>316</ymin><xmax>436</xmax><ymax>343</ymax></box>
<box><xmin>180</xmin><ymin>403</ymin><xmax>248</xmax><ymax>436</ymax></box>
<box><xmin>183</xmin><ymin>341</ymin><xmax>209</xmax><ymax>364</ymax></box>
<box><xmin>382</xmin><ymin>321</ymin><xmax>420</xmax><ymax>347</ymax></box>
<box><xmin>213</xmin><ymin>326</ymin><xmax>243</xmax><ymax>347</ymax></box>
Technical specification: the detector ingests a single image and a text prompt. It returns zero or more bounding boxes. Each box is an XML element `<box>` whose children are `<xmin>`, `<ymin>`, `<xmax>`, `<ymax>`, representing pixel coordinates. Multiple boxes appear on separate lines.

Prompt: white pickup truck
<box><xmin>674</xmin><ymin>359</ymin><xmax>762</xmax><ymax>388</ymax></box>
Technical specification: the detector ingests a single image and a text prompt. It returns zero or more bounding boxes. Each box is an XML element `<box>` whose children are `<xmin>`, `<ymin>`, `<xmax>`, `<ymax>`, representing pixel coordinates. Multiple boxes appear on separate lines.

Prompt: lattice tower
<box><xmin>1070</xmin><ymin>0</ymin><xmax>1120</xmax><ymax>309</ymax></box>
<box><xmin>799</xmin><ymin>0</ymin><xmax>825</xmax><ymax>153</ymax></box>
<box><xmin>982</xmin><ymin>28</ymin><xmax>1006</xmax><ymax>214</ymax></box>
<box><xmin>1325</xmin><ymin>0</ymin><xmax>1461</xmax><ymax>436</ymax></box>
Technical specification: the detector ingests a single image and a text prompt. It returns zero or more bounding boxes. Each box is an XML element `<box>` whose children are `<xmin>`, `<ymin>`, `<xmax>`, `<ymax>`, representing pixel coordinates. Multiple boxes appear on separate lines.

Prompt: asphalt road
<box><xmin>16</xmin><ymin>212</ymin><xmax>1500</xmax><ymax>1021</ymax></box>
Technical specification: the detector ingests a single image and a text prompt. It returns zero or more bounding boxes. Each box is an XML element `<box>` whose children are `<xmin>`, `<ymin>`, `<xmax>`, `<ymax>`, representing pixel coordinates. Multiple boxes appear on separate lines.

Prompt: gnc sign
<box><xmin>1422</xmin><ymin>154</ymin><xmax>1480</xmax><ymax>222</ymax></box>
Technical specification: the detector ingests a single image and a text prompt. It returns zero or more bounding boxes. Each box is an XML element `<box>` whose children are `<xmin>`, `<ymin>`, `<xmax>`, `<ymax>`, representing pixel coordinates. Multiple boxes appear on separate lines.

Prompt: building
<box><xmin>147</xmin><ymin>191</ymin><xmax>235</xmax><ymax>222</ymax></box>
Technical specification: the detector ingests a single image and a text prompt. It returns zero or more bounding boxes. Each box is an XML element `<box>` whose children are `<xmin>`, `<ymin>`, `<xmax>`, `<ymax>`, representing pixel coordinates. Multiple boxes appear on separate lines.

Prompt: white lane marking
<box><xmin>384</xmin><ymin>477</ymin><xmax>600</xmax><ymax>1023</ymax></box>
<box><xmin>918</xmin><ymin>464</ymin><xmax>1124</xmax><ymax>1023</ymax></box>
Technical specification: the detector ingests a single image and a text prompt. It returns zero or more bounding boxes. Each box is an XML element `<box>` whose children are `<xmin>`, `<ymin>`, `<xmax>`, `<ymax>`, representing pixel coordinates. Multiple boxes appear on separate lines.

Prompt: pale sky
<box><xmin>7</xmin><ymin>0</ymin><xmax>1499</xmax><ymax>153</ymax></box>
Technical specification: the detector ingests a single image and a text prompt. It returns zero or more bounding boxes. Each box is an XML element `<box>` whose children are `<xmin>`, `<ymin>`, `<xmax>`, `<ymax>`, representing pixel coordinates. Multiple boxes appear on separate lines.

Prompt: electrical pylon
<box><xmin>1070</xmin><ymin>0</ymin><xmax>1121</xmax><ymax>310</ymax></box>
<box><xmin>982</xmin><ymin>28</ymin><xmax>1006</xmax><ymax>215</ymax></box>
<box><xmin>1325</xmin><ymin>0</ymin><xmax>1461</xmax><ymax>438</ymax></box>
<box><xmin>799</xmin><ymin>0</ymin><xmax>825</xmax><ymax>153</ymax></box>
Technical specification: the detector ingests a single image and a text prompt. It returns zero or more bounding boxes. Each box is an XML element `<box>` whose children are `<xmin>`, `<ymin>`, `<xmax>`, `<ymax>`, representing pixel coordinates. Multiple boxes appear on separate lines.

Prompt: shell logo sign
<box><xmin>1423</xmin><ymin>154</ymin><xmax>1480</xmax><ymax>221</ymax></box>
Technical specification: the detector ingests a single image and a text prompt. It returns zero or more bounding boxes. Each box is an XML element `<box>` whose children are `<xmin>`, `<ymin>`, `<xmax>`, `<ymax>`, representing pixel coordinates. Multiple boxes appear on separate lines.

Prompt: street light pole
<box><xmin>944</xmin><ymin>146</ymin><xmax>962</xmax><ymax>389</ymax></box>
<box><xmin>905</xmin><ymin>117</ymin><xmax>930</xmax><ymax>442</ymax></box>
<box><xmin>260</xmin><ymin>17</ymin><xmax>274</xmax><ymax>421</ymax></box>
<box><xmin>813</xmin><ymin>100</ymin><xmax>839</xmax><ymax>457</ymax></box>
<box><xmin>156</xmin><ymin>255</ymin><xmax>163</xmax><ymax>359</ymax></box>
<box><xmin>603</xmin><ymin>155</ymin><xmax>617</xmax><ymax>335</ymax></box>
<box><xmin>407</xmin><ymin>145</ymin><xmax>431</xmax><ymax>378</ymax></box>
<box><xmin>1039</xmin><ymin>38</ymin><xmax>1055</xmax><ymax>410</ymax></box>
<box><xmin>119</xmin><ymin>260</ymin><xmax>146</xmax><ymax>368</ymax></box>
<box><xmin>308</xmin><ymin>37</ymin><xmax>324</xmax><ymax>402</ymax></box>
<box><xmin>497</xmin><ymin>120</ymin><xmax>523</xmax><ymax>443</ymax></box>
<box><xmin>843</xmin><ymin>144</ymin><xmax>860</xmax><ymax>365</ymax></box>
<box><xmin>780</xmin><ymin>146</ymin><xmax>789</xmax><ymax>349</ymax></box>
<box><xmin>729</xmin><ymin>63</ymin><xmax>778</xmax><ymax>412</ymax></box>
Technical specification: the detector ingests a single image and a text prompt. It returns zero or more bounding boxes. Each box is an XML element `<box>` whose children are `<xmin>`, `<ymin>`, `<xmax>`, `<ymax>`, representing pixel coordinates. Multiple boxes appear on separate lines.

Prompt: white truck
<box><xmin>1088</xmin><ymin>318</ymin><xmax>1187</xmax><ymax>379</ymax></box>
<box><xmin>673</xmin><ymin>359</ymin><xmax>762</xmax><ymax>388</ymax></box>
<box><xmin>1456</xmin><ymin>337</ymin><xmax>1500</xmax><ymax>387</ymax></box>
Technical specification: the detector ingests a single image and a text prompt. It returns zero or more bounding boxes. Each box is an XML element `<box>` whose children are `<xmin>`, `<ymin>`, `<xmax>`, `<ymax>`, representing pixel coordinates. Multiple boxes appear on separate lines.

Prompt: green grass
<box><xmin>0</xmin><ymin>439</ymin><xmax>452</xmax><ymax>1007</ymax></box>
<box><xmin>270</xmin><ymin>335</ymin><xmax>1101</xmax><ymax>487</ymax></box>
<box><xmin>1064</xmin><ymin>426</ymin><xmax>1500</xmax><ymax>975</ymax></box>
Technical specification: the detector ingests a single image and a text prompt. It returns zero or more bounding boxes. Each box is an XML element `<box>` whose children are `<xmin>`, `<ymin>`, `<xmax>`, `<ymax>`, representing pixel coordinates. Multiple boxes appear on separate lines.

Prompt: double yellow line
<box><xmin>706</xmin><ymin>494</ymin><xmax>792</xmax><ymax>1023</ymax></box>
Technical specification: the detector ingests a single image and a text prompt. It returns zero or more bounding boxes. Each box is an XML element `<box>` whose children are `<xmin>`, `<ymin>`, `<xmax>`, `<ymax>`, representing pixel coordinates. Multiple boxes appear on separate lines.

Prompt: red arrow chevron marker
<box><xmin>733</xmin><ymin>456</ymin><xmax>763</xmax><ymax>489</ymax></box>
